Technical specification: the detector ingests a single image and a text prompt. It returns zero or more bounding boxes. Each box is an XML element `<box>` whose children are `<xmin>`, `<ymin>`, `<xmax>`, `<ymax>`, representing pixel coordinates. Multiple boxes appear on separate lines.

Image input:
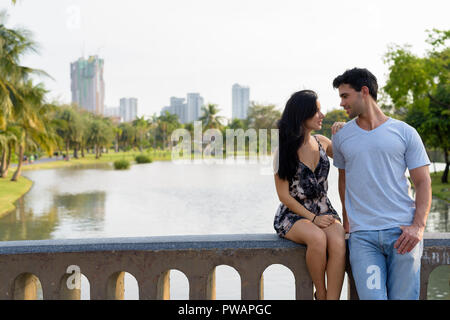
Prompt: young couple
<box><xmin>273</xmin><ymin>68</ymin><xmax>432</xmax><ymax>300</ymax></box>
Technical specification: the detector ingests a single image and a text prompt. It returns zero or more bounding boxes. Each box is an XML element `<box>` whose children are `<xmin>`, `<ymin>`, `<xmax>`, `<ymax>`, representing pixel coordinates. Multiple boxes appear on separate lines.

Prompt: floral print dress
<box><xmin>274</xmin><ymin>136</ymin><xmax>341</xmax><ymax>237</ymax></box>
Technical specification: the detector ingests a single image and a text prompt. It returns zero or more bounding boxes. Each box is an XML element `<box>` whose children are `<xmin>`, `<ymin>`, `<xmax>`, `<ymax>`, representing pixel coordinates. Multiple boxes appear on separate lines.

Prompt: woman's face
<box><xmin>304</xmin><ymin>100</ymin><xmax>324</xmax><ymax>131</ymax></box>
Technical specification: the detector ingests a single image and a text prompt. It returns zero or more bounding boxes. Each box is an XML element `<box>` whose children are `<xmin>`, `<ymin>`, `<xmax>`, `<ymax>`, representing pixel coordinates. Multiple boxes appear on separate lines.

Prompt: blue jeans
<box><xmin>348</xmin><ymin>227</ymin><xmax>423</xmax><ymax>300</ymax></box>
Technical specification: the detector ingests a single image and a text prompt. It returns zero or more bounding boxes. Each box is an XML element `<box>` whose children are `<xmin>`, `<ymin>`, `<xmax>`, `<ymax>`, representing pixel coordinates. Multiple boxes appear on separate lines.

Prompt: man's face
<box><xmin>338</xmin><ymin>84</ymin><xmax>364</xmax><ymax>119</ymax></box>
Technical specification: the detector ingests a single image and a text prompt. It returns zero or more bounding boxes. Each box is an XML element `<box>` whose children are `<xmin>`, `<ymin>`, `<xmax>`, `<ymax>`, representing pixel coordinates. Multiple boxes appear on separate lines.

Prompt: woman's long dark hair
<box><xmin>277</xmin><ymin>90</ymin><xmax>319</xmax><ymax>181</ymax></box>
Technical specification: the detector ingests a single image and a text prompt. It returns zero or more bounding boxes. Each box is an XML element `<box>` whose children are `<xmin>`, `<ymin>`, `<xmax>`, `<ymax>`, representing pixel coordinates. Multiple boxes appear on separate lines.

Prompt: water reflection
<box><xmin>425</xmin><ymin>198</ymin><xmax>449</xmax><ymax>233</ymax></box>
<box><xmin>54</xmin><ymin>192</ymin><xmax>106</xmax><ymax>224</ymax></box>
<box><xmin>0</xmin><ymin>191</ymin><xmax>106</xmax><ymax>241</ymax></box>
<box><xmin>0</xmin><ymin>197</ymin><xmax>58</xmax><ymax>241</ymax></box>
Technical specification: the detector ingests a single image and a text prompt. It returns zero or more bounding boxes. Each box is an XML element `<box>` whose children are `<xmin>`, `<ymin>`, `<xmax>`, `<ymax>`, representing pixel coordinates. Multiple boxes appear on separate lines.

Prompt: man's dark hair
<box><xmin>332</xmin><ymin>68</ymin><xmax>378</xmax><ymax>101</ymax></box>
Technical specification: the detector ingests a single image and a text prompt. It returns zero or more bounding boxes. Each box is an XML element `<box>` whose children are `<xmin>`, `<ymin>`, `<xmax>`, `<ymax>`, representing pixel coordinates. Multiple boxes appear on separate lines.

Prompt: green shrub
<box><xmin>114</xmin><ymin>159</ymin><xmax>130</xmax><ymax>170</ymax></box>
<box><xmin>135</xmin><ymin>154</ymin><xmax>152</xmax><ymax>164</ymax></box>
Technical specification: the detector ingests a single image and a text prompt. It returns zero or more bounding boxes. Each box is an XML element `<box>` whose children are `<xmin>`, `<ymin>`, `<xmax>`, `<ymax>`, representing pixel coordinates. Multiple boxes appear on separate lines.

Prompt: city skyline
<box><xmin>5</xmin><ymin>0</ymin><xmax>449</xmax><ymax>119</ymax></box>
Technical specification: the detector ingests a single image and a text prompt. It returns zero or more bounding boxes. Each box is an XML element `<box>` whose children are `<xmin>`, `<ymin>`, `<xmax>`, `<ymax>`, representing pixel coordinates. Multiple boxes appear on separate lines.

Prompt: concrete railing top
<box><xmin>0</xmin><ymin>232</ymin><xmax>449</xmax><ymax>255</ymax></box>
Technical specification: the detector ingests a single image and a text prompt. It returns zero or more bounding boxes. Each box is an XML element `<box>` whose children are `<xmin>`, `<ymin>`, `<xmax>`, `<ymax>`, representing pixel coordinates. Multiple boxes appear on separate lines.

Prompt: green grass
<box><xmin>135</xmin><ymin>154</ymin><xmax>152</xmax><ymax>164</ymax></box>
<box><xmin>113</xmin><ymin>159</ymin><xmax>130</xmax><ymax>170</ymax></box>
<box><xmin>20</xmin><ymin>150</ymin><xmax>171</xmax><ymax>171</ymax></box>
<box><xmin>0</xmin><ymin>170</ymin><xmax>33</xmax><ymax>218</ymax></box>
<box><xmin>431</xmin><ymin>171</ymin><xmax>449</xmax><ymax>202</ymax></box>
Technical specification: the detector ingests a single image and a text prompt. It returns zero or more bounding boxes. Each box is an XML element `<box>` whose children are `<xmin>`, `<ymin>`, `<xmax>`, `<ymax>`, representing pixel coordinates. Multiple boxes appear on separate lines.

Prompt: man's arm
<box><xmin>338</xmin><ymin>168</ymin><xmax>349</xmax><ymax>233</ymax></box>
<box><xmin>394</xmin><ymin>165</ymin><xmax>432</xmax><ymax>254</ymax></box>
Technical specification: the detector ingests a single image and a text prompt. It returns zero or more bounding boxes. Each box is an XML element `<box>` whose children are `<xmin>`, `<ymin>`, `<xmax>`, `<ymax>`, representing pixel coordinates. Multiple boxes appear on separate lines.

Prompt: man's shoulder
<box><xmin>332</xmin><ymin>118</ymin><xmax>357</xmax><ymax>141</ymax></box>
<box><xmin>387</xmin><ymin>117</ymin><xmax>418</xmax><ymax>136</ymax></box>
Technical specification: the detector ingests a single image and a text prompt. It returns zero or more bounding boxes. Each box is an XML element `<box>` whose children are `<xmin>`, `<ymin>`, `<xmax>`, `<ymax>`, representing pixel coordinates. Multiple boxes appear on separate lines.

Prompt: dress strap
<box><xmin>313</xmin><ymin>135</ymin><xmax>324</xmax><ymax>151</ymax></box>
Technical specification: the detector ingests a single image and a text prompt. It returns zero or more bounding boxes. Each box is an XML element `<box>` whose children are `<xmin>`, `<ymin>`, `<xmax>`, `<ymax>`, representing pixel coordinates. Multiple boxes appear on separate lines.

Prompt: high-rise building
<box><xmin>232</xmin><ymin>83</ymin><xmax>250</xmax><ymax>120</ymax></box>
<box><xmin>161</xmin><ymin>97</ymin><xmax>187</xmax><ymax>123</ymax></box>
<box><xmin>119</xmin><ymin>98</ymin><xmax>138</xmax><ymax>122</ymax></box>
<box><xmin>186</xmin><ymin>93</ymin><xmax>204</xmax><ymax>123</ymax></box>
<box><xmin>161</xmin><ymin>93</ymin><xmax>205</xmax><ymax>124</ymax></box>
<box><xmin>71</xmin><ymin>55</ymin><xmax>105</xmax><ymax>115</ymax></box>
<box><xmin>104</xmin><ymin>106</ymin><xmax>120</xmax><ymax>118</ymax></box>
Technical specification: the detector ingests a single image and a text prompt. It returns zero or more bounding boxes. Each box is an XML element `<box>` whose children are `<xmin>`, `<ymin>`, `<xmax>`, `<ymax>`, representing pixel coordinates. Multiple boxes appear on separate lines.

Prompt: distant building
<box><xmin>232</xmin><ymin>83</ymin><xmax>250</xmax><ymax>120</ymax></box>
<box><xmin>186</xmin><ymin>93</ymin><xmax>204</xmax><ymax>123</ymax></box>
<box><xmin>71</xmin><ymin>55</ymin><xmax>105</xmax><ymax>115</ymax></box>
<box><xmin>119</xmin><ymin>98</ymin><xmax>138</xmax><ymax>122</ymax></box>
<box><xmin>161</xmin><ymin>97</ymin><xmax>186</xmax><ymax>123</ymax></box>
<box><xmin>104</xmin><ymin>106</ymin><xmax>120</xmax><ymax>118</ymax></box>
<box><xmin>161</xmin><ymin>93</ymin><xmax>204</xmax><ymax>124</ymax></box>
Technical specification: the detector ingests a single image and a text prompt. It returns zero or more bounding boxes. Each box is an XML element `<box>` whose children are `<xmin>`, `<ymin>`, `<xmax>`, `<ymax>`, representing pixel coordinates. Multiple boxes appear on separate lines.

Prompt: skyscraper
<box><xmin>70</xmin><ymin>55</ymin><xmax>105</xmax><ymax>115</ymax></box>
<box><xmin>186</xmin><ymin>93</ymin><xmax>204</xmax><ymax>123</ymax></box>
<box><xmin>161</xmin><ymin>97</ymin><xmax>187</xmax><ymax>123</ymax></box>
<box><xmin>161</xmin><ymin>93</ymin><xmax>205</xmax><ymax>124</ymax></box>
<box><xmin>232</xmin><ymin>83</ymin><xmax>250</xmax><ymax>120</ymax></box>
<box><xmin>119</xmin><ymin>98</ymin><xmax>138</xmax><ymax>122</ymax></box>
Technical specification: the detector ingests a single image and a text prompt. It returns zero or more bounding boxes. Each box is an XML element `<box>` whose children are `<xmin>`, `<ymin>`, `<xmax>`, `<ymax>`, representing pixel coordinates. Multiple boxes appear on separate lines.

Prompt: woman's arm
<box><xmin>274</xmin><ymin>173</ymin><xmax>334</xmax><ymax>228</ymax></box>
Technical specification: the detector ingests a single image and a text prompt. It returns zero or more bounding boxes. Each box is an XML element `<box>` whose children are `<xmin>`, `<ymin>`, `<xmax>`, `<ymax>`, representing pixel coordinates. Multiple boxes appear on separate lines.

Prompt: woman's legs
<box><xmin>285</xmin><ymin>219</ymin><xmax>328</xmax><ymax>299</ymax></box>
<box><xmin>322</xmin><ymin>220</ymin><xmax>346</xmax><ymax>300</ymax></box>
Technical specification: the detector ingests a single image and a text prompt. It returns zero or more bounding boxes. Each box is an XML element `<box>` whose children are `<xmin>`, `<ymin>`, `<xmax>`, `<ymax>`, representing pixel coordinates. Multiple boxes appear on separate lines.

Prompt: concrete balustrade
<box><xmin>0</xmin><ymin>233</ymin><xmax>448</xmax><ymax>300</ymax></box>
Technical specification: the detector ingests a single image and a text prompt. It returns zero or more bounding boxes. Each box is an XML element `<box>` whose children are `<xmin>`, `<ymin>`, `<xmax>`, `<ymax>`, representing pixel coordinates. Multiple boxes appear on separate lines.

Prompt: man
<box><xmin>331</xmin><ymin>68</ymin><xmax>432</xmax><ymax>300</ymax></box>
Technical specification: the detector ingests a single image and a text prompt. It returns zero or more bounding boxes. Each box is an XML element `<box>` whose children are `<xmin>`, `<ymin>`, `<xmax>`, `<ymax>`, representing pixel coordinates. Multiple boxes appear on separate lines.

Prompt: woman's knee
<box><xmin>325</xmin><ymin>223</ymin><xmax>346</xmax><ymax>256</ymax></box>
<box><xmin>306</xmin><ymin>228</ymin><xmax>327</xmax><ymax>252</ymax></box>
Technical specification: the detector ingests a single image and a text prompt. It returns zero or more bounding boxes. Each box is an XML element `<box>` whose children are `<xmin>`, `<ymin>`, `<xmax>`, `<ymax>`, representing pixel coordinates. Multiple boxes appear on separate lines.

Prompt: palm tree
<box><xmin>0</xmin><ymin>125</ymin><xmax>19</xmax><ymax>177</ymax></box>
<box><xmin>0</xmin><ymin>10</ymin><xmax>47</xmax><ymax>130</ymax></box>
<box><xmin>199</xmin><ymin>103</ymin><xmax>225</xmax><ymax>130</ymax></box>
<box><xmin>10</xmin><ymin>80</ymin><xmax>56</xmax><ymax>181</ymax></box>
<box><xmin>132</xmin><ymin>116</ymin><xmax>150</xmax><ymax>151</ymax></box>
<box><xmin>0</xmin><ymin>10</ymin><xmax>54</xmax><ymax>181</ymax></box>
<box><xmin>87</xmin><ymin>116</ymin><xmax>114</xmax><ymax>159</ymax></box>
<box><xmin>53</xmin><ymin>105</ymin><xmax>86</xmax><ymax>160</ymax></box>
<box><xmin>156</xmin><ymin>112</ymin><xmax>180</xmax><ymax>150</ymax></box>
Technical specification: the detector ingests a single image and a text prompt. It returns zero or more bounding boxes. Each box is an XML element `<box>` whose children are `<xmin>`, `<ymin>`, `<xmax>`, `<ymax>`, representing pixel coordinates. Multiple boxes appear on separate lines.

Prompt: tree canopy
<box><xmin>383</xmin><ymin>29</ymin><xmax>449</xmax><ymax>183</ymax></box>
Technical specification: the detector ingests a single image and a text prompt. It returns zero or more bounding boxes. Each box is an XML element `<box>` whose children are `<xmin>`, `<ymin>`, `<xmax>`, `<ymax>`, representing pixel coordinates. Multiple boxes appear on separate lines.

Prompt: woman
<box><xmin>273</xmin><ymin>90</ymin><xmax>346</xmax><ymax>300</ymax></box>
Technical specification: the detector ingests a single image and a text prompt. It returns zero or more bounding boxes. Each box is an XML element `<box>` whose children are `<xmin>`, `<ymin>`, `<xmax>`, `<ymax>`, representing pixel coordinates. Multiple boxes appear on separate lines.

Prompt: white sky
<box><xmin>3</xmin><ymin>0</ymin><xmax>449</xmax><ymax>119</ymax></box>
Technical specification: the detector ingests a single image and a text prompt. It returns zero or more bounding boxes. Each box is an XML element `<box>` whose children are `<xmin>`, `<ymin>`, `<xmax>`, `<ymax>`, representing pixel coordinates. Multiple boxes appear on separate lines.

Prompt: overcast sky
<box><xmin>3</xmin><ymin>0</ymin><xmax>449</xmax><ymax>119</ymax></box>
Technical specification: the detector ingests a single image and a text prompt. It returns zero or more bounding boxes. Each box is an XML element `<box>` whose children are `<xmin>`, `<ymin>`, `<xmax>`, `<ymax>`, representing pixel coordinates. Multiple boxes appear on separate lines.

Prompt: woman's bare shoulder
<box><xmin>315</xmin><ymin>134</ymin><xmax>331</xmax><ymax>146</ymax></box>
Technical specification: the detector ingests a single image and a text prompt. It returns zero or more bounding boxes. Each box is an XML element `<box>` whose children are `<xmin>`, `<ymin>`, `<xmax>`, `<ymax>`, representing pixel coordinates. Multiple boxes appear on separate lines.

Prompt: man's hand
<box><xmin>394</xmin><ymin>224</ymin><xmax>424</xmax><ymax>254</ymax></box>
<box><xmin>331</xmin><ymin>122</ymin><xmax>346</xmax><ymax>135</ymax></box>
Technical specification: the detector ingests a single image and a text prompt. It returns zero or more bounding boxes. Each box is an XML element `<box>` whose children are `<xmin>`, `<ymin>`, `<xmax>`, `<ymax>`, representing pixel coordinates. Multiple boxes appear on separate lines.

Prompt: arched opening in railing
<box><xmin>215</xmin><ymin>264</ymin><xmax>241</xmax><ymax>300</ymax></box>
<box><xmin>80</xmin><ymin>274</ymin><xmax>91</xmax><ymax>300</ymax></box>
<box><xmin>262</xmin><ymin>264</ymin><xmax>295</xmax><ymax>300</ymax></box>
<box><xmin>427</xmin><ymin>265</ymin><xmax>450</xmax><ymax>300</ymax></box>
<box><xmin>13</xmin><ymin>273</ymin><xmax>43</xmax><ymax>300</ymax></box>
<box><xmin>123</xmin><ymin>272</ymin><xmax>139</xmax><ymax>300</ymax></box>
<box><xmin>157</xmin><ymin>269</ymin><xmax>189</xmax><ymax>300</ymax></box>
<box><xmin>106</xmin><ymin>271</ymin><xmax>139</xmax><ymax>300</ymax></box>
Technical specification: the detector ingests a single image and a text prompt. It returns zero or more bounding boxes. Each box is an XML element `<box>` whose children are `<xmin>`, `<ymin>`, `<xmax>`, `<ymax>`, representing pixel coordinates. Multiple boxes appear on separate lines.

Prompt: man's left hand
<box><xmin>394</xmin><ymin>225</ymin><xmax>424</xmax><ymax>254</ymax></box>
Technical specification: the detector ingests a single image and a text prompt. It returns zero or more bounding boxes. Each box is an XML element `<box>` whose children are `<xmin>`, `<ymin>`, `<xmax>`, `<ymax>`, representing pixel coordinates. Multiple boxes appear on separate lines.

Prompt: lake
<box><xmin>0</xmin><ymin>160</ymin><xmax>448</xmax><ymax>300</ymax></box>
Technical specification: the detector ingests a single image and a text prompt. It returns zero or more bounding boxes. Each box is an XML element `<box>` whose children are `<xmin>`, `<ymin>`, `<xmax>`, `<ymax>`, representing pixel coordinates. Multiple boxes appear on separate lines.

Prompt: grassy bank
<box><xmin>20</xmin><ymin>150</ymin><xmax>172</xmax><ymax>171</ymax></box>
<box><xmin>0</xmin><ymin>170</ymin><xmax>33</xmax><ymax>218</ymax></box>
<box><xmin>431</xmin><ymin>171</ymin><xmax>449</xmax><ymax>202</ymax></box>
